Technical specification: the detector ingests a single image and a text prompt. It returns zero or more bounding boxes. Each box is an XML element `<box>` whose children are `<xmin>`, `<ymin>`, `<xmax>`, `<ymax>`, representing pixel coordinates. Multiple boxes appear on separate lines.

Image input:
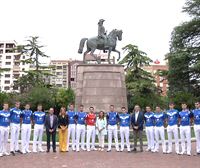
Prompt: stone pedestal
<box><xmin>75</xmin><ymin>64</ymin><xmax>127</xmax><ymax>112</ymax></box>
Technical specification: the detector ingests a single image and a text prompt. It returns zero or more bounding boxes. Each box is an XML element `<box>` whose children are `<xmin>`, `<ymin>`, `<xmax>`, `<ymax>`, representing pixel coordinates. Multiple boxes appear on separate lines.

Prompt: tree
<box><xmin>56</xmin><ymin>88</ymin><xmax>75</xmax><ymax>110</ymax></box>
<box><xmin>119</xmin><ymin>44</ymin><xmax>164</xmax><ymax>110</ymax></box>
<box><xmin>14</xmin><ymin>36</ymin><xmax>53</xmax><ymax>93</ymax></box>
<box><xmin>166</xmin><ymin>0</ymin><xmax>200</xmax><ymax>98</ymax></box>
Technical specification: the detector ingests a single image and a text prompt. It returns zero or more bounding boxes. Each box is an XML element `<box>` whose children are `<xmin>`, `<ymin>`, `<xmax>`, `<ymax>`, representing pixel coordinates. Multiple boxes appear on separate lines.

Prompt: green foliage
<box><xmin>14</xmin><ymin>36</ymin><xmax>53</xmax><ymax>93</ymax></box>
<box><xmin>167</xmin><ymin>0</ymin><xmax>200</xmax><ymax>98</ymax></box>
<box><xmin>168</xmin><ymin>91</ymin><xmax>197</xmax><ymax>110</ymax></box>
<box><xmin>119</xmin><ymin>44</ymin><xmax>164</xmax><ymax>111</ymax></box>
<box><xmin>56</xmin><ymin>88</ymin><xmax>75</xmax><ymax>110</ymax></box>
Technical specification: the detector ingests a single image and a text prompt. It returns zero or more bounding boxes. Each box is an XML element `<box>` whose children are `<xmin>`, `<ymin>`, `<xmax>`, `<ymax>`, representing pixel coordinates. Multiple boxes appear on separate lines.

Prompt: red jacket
<box><xmin>86</xmin><ymin>113</ymin><xmax>96</xmax><ymax>126</ymax></box>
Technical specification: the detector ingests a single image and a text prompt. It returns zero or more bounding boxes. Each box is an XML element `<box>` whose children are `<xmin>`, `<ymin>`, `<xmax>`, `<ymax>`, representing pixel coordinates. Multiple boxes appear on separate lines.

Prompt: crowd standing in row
<box><xmin>0</xmin><ymin>102</ymin><xmax>200</xmax><ymax>157</ymax></box>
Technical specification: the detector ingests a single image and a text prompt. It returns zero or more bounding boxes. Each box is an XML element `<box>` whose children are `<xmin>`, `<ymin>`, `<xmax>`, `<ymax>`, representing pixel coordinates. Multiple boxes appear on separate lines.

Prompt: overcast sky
<box><xmin>0</xmin><ymin>0</ymin><xmax>188</xmax><ymax>63</ymax></box>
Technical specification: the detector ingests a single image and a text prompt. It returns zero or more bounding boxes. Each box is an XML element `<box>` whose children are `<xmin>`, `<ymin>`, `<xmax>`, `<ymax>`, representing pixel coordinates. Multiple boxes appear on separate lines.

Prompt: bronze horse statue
<box><xmin>78</xmin><ymin>29</ymin><xmax>123</xmax><ymax>64</ymax></box>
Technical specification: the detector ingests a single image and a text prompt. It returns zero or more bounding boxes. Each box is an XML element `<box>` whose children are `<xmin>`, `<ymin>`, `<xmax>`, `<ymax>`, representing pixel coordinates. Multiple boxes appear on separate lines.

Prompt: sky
<box><xmin>0</xmin><ymin>0</ymin><xmax>189</xmax><ymax>63</ymax></box>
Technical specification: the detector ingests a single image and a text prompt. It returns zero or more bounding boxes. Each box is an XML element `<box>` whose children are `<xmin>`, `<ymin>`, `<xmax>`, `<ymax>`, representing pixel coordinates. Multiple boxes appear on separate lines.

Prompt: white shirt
<box><xmin>135</xmin><ymin>111</ymin><xmax>139</xmax><ymax>123</ymax></box>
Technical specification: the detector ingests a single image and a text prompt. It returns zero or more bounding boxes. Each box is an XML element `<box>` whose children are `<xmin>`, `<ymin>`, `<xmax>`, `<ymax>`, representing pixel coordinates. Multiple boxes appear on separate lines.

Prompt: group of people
<box><xmin>0</xmin><ymin>101</ymin><xmax>200</xmax><ymax>157</ymax></box>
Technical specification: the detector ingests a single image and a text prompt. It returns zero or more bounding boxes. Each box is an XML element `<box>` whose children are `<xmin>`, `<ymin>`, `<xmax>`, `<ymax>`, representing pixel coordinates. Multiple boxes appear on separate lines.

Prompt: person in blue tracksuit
<box><xmin>32</xmin><ymin>104</ymin><xmax>46</xmax><ymax>153</ymax></box>
<box><xmin>118</xmin><ymin>107</ymin><xmax>131</xmax><ymax>152</ymax></box>
<box><xmin>107</xmin><ymin>105</ymin><xmax>119</xmax><ymax>152</ymax></box>
<box><xmin>21</xmin><ymin>104</ymin><xmax>33</xmax><ymax>154</ymax></box>
<box><xmin>144</xmin><ymin>106</ymin><xmax>155</xmax><ymax>152</ymax></box>
<box><xmin>0</xmin><ymin>103</ymin><xmax>11</xmax><ymax>157</ymax></box>
<box><xmin>192</xmin><ymin>101</ymin><xmax>200</xmax><ymax>155</ymax></box>
<box><xmin>166</xmin><ymin>102</ymin><xmax>179</xmax><ymax>154</ymax></box>
<box><xmin>66</xmin><ymin>103</ymin><xmax>77</xmax><ymax>151</ymax></box>
<box><xmin>10</xmin><ymin>101</ymin><xmax>22</xmax><ymax>156</ymax></box>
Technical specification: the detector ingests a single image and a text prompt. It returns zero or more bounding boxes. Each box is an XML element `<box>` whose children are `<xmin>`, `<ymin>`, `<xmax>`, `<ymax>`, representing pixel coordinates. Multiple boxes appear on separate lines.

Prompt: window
<box><xmin>23</xmin><ymin>56</ymin><xmax>25</xmax><ymax>59</ymax></box>
<box><xmin>0</xmin><ymin>50</ymin><xmax>3</xmax><ymax>54</ymax></box>
<box><xmin>5</xmin><ymin>74</ymin><xmax>10</xmax><ymax>78</ymax></box>
<box><xmin>4</xmin><ymin>80</ymin><xmax>10</xmax><ymax>84</ymax></box>
<box><xmin>4</xmin><ymin>86</ymin><xmax>10</xmax><ymax>90</ymax></box>
<box><xmin>5</xmin><ymin>62</ymin><xmax>11</xmax><ymax>65</ymax></box>
<box><xmin>71</xmin><ymin>78</ymin><xmax>75</xmax><ymax>81</ymax></box>
<box><xmin>14</xmin><ymin>62</ymin><xmax>20</xmax><ymax>66</ymax></box>
<box><xmin>22</xmin><ymin>62</ymin><xmax>25</xmax><ymax>65</ymax></box>
<box><xmin>14</xmin><ymin>74</ymin><xmax>20</xmax><ymax>79</ymax></box>
<box><xmin>56</xmin><ymin>72</ymin><xmax>62</xmax><ymax>75</ymax></box>
<box><xmin>22</xmin><ymin>68</ymin><xmax>25</xmax><ymax>71</ymax></box>
<box><xmin>56</xmin><ymin>84</ymin><xmax>62</xmax><ymax>87</ymax></box>
<box><xmin>0</xmin><ymin>43</ymin><xmax>4</xmax><ymax>48</ymax></box>
<box><xmin>13</xmin><ymin>86</ymin><xmax>18</xmax><ymax>90</ymax></box>
<box><xmin>56</xmin><ymin>66</ymin><xmax>62</xmax><ymax>69</ymax></box>
<box><xmin>63</xmin><ymin>65</ymin><xmax>67</xmax><ymax>69</ymax></box>
<box><xmin>6</xmin><ymin>56</ymin><xmax>11</xmax><ymax>59</ymax></box>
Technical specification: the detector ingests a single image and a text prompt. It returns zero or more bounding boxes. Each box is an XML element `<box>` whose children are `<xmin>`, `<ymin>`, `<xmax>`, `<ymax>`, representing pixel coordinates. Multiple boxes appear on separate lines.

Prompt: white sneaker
<box><xmin>87</xmin><ymin>149</ymin><xmax>90</xmax><ymax>152</ymax></box>
<box><xmin>22</xmin><ymin>151</ymin><xmax>26</xmax><ymax>154</ymax></box>
<box><xmin>33</xmin><ymin>150</ymin><xmax>37</xmax><ymax>153</ymax></box>
<box><xmin>81</xmin><ymin>147</ymin><xmax>86</xmax><ymax>151</ymax></box>
<box><xmin>101</xmin><ymin>148</ymin><xmax>104</xmax><ymax>151</ymax></box>
<box><xmin>3</xmin><ymin>152</ymin><xmax>10</xmax><ymax>156</ymax></box>
<box><xmin>146</xmin><ymin>148</ymin><xmax>151</xmax><ymax>152</ymax></box>
<box><xmin>39</xmin><ymin>148</ymin><xmax>45</xmax><ymax>152</ymax></box>
<box><xmin>76</xmin><ymin>149</ymin><xmax>80</xmax><ymax>152</ymax></box>
<box><xmin>187</xmin><ymin>152</ymin><xmax>191</xmax><ymax>156</ymax></box>
<box><xmin>120</xmin><ymin>149</ymin><xmax>124</xmax><ymax>152</ymax></box>
<box><xmin>26</xmin><ymin>149</ymin><xmax>31</xmax><ymax>153</ymax></box>
<box><xmin>91</xmin><ymin>147</ymin><xmax>97</xmax><ymax>151</ymax></box>
<box><xmin>166</xmin><ymin>150</ymin><xmax>172</xmax><ymax>154</ymax></box>
<box><xmin>0</xmin><ymin>153</ymin><xmax>3</xmax><ymax>157</ymax></box>
<box><xmin>116</xmin><ymin>149</ymin><xmax>120</xmax><ymax>152</ymax></box>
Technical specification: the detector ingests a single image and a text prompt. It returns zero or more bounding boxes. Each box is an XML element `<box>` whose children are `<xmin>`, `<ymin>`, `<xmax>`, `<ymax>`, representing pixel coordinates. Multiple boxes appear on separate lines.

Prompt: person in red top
<box><xmin>86</xmin><ymin>107</ymin><xmax>97</xmax><ymax>151</ymax></box>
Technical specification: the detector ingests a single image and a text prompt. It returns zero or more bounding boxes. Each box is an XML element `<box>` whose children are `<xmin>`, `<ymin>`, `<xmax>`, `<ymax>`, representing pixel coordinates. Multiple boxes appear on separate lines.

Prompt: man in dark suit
<box><xmin>131</xmin><ymin>105</ymin><xmax>144</xmax><ymax>152</ymax></box>
<box><xmin>45</xmin><ymin>108</ymin><xmax>58</xmax><ymax>152</ymax></box>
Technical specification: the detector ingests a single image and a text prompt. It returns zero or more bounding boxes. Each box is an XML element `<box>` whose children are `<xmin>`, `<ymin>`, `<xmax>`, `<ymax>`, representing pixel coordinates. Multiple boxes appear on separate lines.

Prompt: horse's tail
<box><xmin>78</xmin><ymin>38</ymin><xmax>88</xmax><ymax>54</ymax></box>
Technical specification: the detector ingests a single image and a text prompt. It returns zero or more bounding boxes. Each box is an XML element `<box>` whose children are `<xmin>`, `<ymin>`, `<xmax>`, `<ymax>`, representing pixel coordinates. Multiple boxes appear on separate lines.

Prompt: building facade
<box><xmin>142</xmin><ymin>61</ymin><xmax>168</xmax><ymax>96</ymax></box>
<box><xmin>50</xmin><ymin>60</ymin><xmax>69</xmax><ymax>88</ymax></box>
<box><xmin>0</xmin><ymin>41</ymin><xmax>29</xmax><ymax>92</ymax></box>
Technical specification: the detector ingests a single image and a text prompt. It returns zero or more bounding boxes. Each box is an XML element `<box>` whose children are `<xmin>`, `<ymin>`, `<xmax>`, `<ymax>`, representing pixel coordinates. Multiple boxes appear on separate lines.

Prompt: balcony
<box><xmin>13</xmin><ymin>66</ymin><xmax>20</xmax><ymax>71</ymax></box>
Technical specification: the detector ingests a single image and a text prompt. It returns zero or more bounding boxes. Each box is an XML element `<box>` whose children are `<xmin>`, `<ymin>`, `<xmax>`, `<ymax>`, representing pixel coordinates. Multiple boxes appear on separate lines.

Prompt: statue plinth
<box><xmin>75</xmin><ymin>64</ymin><xmax>127</xmax><ymax>112</ymax></box>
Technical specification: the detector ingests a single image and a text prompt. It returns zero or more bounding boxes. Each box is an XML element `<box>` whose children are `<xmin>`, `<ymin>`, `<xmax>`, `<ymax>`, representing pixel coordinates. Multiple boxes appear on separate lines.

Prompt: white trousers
<box><xmin>76</xmin><ymin>124</ymin><xmax>85</xmax><ymax>150</ymax></box>
<box><xmin>167</xmin><ymin>125</ymin><xmax>179</xmax><ymax>153</ymax></box>
<box><xmin>107</xmin><ymin>125</ymin><xmax>119</xmax><ymax>150</ymax></box>
<box><xmin>154</xmin><ymin>126</ymin><xmax>166</xmax><ymax>152</ymax></box>
<box><xmin>21</xmin><ymin>124</ymin><xmax>31</xmax><ymax>152</ymax></box>
<box><xmin>194</xmin><ymin>124</ymin><xmax>200</xmax><ymax>153</ymax></box>
<box><xmin>67</xmin><ymin>124</ymin><xmax>76</xmax><ymax>150</ymax></box>
<box><xmin>33</xmin><ymin>124</ymin><xmax>44</xmax><ymax>151</ymax></box>
<box><xmin>86</xmin><ymin>125</ymin><xmax>96</xmax><ymax>150</ymax></box>
<box><xmin>120</xmin><ymin>126</ymin><xmax>130</xmax><ymax>151</ymax></box>
<box><xmin>180</xmin><ymin>126</ymin><xmax>191</xmax><ymax>154</ymax></box>
<box><xmin>10</xmin><ymin>123</ymin><xmax>20</xmax><ymax>152</ymax></box>
<box><xmin>0</xmin><ymin>126</ymin><xmax>9</xmax><ymax>154</ymax></box>
<box><xmin>98</xmin><ymin>133</ymin><xmax>105</xmax><ymax>148</ymax></box>
<box><xmin>145</xmin><ymin>126</ymin><xmax>154</xmax><ymax>150</ymax></box>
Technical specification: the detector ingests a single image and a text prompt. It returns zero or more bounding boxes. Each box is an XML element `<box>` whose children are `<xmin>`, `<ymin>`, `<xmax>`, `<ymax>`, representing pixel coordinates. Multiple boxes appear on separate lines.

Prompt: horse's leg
<box><xmin>113</xmin><ymin>49</ymin><xmax>121</xmax><ymax>62</ymax></box>
<box><xmin>107</xmin><ymin>48</ymin><xmax>112</xmax><ymax>64</ymax></box>
<box><xmin>90</xmin><ymin>48</ymin><xmax>100</xmax><ymax>64</ymax></box>
<box><xmin>83</xmin><ymin>49</ymin><xmax>90</xmax><ymax>63</ymax></box>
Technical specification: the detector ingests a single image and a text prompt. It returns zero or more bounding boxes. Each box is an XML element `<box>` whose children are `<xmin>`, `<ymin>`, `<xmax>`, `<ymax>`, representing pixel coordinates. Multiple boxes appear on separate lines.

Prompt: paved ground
<box><xmin>1</xmin><ymin>143</ymin><xmax>200</xmax><ymax>168</ymax></box>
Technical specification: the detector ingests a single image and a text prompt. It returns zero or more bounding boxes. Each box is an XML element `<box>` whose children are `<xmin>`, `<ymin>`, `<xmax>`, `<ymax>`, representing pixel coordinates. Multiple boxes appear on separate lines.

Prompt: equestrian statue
<box><xmin>78</xmin><ymin>19</ymin><xmax>123</xmax><ymax>64</ymax></box>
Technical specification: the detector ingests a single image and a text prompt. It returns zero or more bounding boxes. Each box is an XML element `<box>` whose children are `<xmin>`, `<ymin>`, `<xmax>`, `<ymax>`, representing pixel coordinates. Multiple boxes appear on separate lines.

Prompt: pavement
<box><xmin>1</xmin><ymin>143</ymin><xmax>200</xmax><ymax>168</ymax></box>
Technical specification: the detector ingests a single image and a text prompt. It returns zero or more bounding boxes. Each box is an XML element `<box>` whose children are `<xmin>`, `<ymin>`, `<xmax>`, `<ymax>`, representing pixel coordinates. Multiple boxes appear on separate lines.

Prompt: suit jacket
<box><xmin>131</xmin><ymin>111</ymin><xmax>144</xmax><ymax>130</ymax></box>
<box><xmin>45</xmin><ymin>114</ymin><xmax>58</xmax><ymax>133</ymax></box>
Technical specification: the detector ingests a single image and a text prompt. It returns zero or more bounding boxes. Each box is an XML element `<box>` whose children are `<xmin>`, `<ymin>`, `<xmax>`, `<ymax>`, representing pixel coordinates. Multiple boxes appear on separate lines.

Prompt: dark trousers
<box><xmin>46</xmin><ymin>130</ymin><xmax>56</xmax><ymax>150</ymax></box>
<box><xmin>133</xmin><ymin>129</ymin><xmax>143</xmax><ymax>150</ymax></box>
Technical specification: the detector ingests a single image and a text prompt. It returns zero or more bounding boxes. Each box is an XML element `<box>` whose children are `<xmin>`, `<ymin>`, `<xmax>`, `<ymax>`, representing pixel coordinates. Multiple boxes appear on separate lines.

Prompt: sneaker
<box><xmin>166</xmin><ymin>150</ymin><xmax>172</xmax><ymax>154</ymax></box>
<box><xmin>26</xmin><ymin>149</ymin><xmax>31</xmax><ymax>153</ymax></box>
<box><xmin>152</xmin><ymin>150</ymin><xmax>158</xmax><ymax>153</ymax></box>
<box><xmin>0</xmin><ymin>153</ymin><xmax>3</xmax><ymax>157</ymax></box>
<box><xmin>81</xmin><ymin>147</ymin><xmax>86</xmax><ymax>151</ymax></box>
<box><xmin>116</xmin><ymin>149</ymin><xmax>120</xmax><ymax>152</ymax></box>
<box><xmin>176</xmin><ymin>152</ymin><xmax>181</xmax><ymax>155</ymax></box>
<box><xmin>101</xmin><ymin>148</ymin><xmax>104</xmax><ymax>151</ymax></box>
<box><xmin>87</xmin><ymin>149</ymin><xmax>90</xmax><ymax>152</ymax></box>
<box><xmin>16</xmin><ymin>150</ymin><xmax>23</xmax><ymax>154</ymax></box>
<box><xmin>107</xmin><ymin>149</ymin><xmax>111</xmax><ymax>152</ymax></box>
<box><xmin>22</xmin><ymin>151</ymin><xmax>26</xmax><ymax>154</ymax></box>
<box><xmin>187</xmin><ymin>152</ymin><xmax>191</xmax><ymax>156</ymax></box>
<box><xmin>33</xmin><ymin>150</ymin><xmax>37</xmax><ymax>153</ymax></box>
<box><xmin>10</xmin><ymin>151</ymin><xmax>15</xmax><ymax>156</ymax></box>
<box><xmin>76</xmin><ymin>149</ymin><xmax>80</xmax><ymax>152</ymax></box>
<box><xmin>3</xmin><ymin>152</ymin><xmax>10</xmax><ymax>156</ymax></box>
<box><xmin>91</xmin><ymin>147</ymin><xmax>97</xmax><ymax>151</ymax></box>
<box><xmin>120</xmin><ymin>149</ymin><xmax>124</xmax><ymax>152</ymax></box>
<box><xmin>146</xmin><ymin>148</ymin><xmax>151</xmax><ymax>152</ymax></box>
<box><xmin>39</xmin><ymin>148</ymin><xmax>45</xmax><ymax>152</ymax></box>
